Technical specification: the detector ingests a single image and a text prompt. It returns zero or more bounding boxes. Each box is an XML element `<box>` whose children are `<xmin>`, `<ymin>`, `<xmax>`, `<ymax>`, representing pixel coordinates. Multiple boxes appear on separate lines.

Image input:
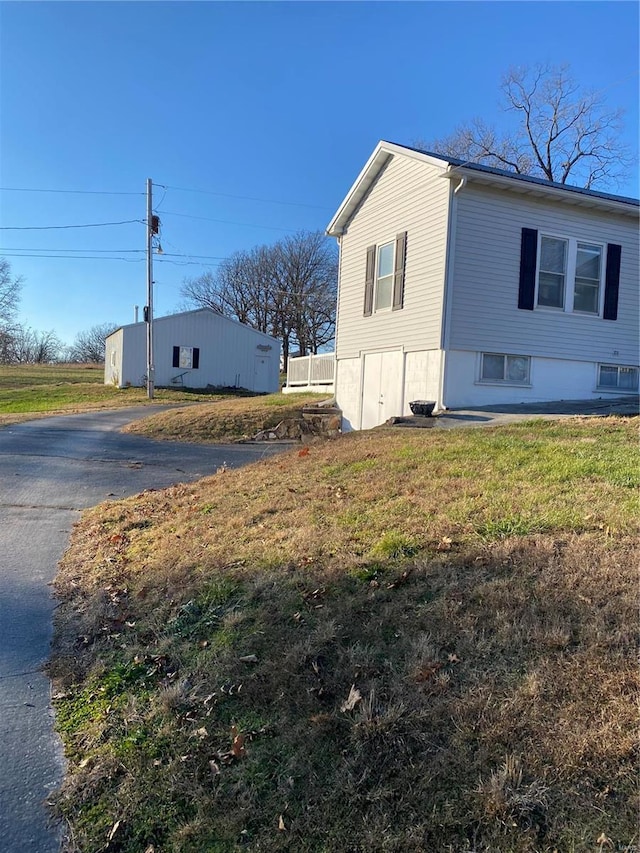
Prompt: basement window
<box><xmin>480</xmin><ymin>353</ymin><xmax>531</xmax><ymax>384</ymax></box>
<box><xmin>597</xmin><ymin>364</ymin><xmax>638</xmax><ymax>392</ymax></box>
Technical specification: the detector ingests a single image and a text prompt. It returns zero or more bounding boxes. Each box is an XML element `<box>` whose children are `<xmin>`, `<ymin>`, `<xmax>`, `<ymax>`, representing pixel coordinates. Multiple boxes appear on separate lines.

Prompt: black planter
<box><xmin>409</xmin><ymin>400</ymin><xmax>436</xmax><ymax>417</ymax></box>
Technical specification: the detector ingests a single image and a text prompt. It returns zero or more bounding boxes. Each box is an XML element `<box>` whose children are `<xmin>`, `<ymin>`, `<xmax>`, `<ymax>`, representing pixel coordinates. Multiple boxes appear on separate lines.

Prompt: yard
<box><xmin>49</xmin><ymin>414</ymin><xmax>639</xmax><ymax>852</ymax></box>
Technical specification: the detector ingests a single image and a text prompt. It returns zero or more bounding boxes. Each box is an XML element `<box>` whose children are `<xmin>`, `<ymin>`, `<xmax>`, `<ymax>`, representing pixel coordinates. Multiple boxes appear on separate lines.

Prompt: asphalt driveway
<box><xmin>0</xmin><ymin>407</ymin><xmax>290</xmax><ymax>853</ymax></box>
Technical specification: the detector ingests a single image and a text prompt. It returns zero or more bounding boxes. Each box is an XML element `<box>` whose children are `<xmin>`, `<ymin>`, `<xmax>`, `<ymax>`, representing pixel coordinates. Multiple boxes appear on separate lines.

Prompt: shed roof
<box><xmin>106</xmin><ymin>307</ymin><xmax>279</xmax><ymax>345</ymax></box>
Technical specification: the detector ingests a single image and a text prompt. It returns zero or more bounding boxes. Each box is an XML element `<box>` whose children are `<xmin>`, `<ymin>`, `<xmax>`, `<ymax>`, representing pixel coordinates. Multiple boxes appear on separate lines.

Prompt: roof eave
<box><xmin>326</xmin><ymin>141</ymin><xmax>449</xmax><ymax>236</ymax></box>
<box><xmin>440</xmin><ymin>165</ymin><xmax>639</xmax><ymax>218</ymax></box>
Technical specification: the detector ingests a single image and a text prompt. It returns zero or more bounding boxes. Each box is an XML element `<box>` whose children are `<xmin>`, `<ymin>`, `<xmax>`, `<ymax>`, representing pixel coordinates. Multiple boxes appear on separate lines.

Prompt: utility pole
<box><xmin>145</xmin><ymin>178</ymin><xmax>154</xmax><ymax>399</ymax></box>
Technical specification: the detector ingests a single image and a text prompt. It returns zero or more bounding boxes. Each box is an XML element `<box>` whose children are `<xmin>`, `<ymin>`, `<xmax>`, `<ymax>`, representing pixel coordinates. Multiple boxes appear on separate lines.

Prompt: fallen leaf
<box><xmin>596</xmin><ymin>833</ymin><xmax>613</xmax><ymax>848</ymax></box>
<box><xmin>298</xmin><ymin>447</ymin><xmax>310</xmax><ymax>457</ymax></box>
<box><xmin>239</xmin><ymin>654</ymin><xmax>258</xmax><ymax>663</ymax></box>
<box><xmin>195</xmin><ymin>727</ymin><xmax>208</xmax><ymax>739</ymax></box>
<box><xmin>340</xmin><ymin>684</ymin><xmax>362</xmax><ymax>712</ymax></box>
<box><xmin>209</xmin><ymin>760</ymin><xmax>220</xmax><ymax>775</ymax></box>
<box><xmin>414</xmin><ymin>663</ymin><xmax>443</xmax><ymax>682</ymax></box>
<box><xmin>231</xmin><ymin>732</ymin><xmax>246</xmax><ymax>758</ymax></box>
<box><xmin>278</xmin><ymin>815</ymin><xmax>286</xmax><ymax>831</ymax></box>
<box><xmin>447</xmin><ymin>653</ymin><xmax>461</xmax><ymax>664</ymax></box>
<box><xmin>144</xmin><ymin>846</ymin><xmax>155</xmax><ymax>853</ymax></box>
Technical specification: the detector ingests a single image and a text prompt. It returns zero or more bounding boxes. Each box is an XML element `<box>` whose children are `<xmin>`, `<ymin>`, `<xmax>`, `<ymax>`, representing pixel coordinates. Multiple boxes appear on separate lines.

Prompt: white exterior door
<box><xmin>361</xmin><ymin>350</ymin><xmax>403</xmax><ymax>429</ymax></box>
<box><xmin>253</xmin><ymin>355</ymin><xmax>271</xmax><ymax>392</ymax></box>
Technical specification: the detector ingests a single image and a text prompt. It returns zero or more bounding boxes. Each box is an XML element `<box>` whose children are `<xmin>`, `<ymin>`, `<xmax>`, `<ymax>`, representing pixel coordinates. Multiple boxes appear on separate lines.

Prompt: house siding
<box><xmin>335</xmin><ymin>154</ymin><xmax>450</xmax><ymax>359</ymax></box>
<box><xmin>448</xmin><ymin>184</ymin><xmax>639</xmax><ymax>365</ymax></box>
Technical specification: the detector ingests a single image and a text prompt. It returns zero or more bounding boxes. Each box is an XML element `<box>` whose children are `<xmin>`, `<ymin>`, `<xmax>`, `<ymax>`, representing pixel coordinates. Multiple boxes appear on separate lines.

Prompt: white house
<box><xmin>327</xmin><ymin>140</ymin><xmax>639</xmax><ymax>431</ymax></box>
<box><xmin>104</xmin><ymin>308</ymin><xmax>280</xmax><ymax>393</ymax></box>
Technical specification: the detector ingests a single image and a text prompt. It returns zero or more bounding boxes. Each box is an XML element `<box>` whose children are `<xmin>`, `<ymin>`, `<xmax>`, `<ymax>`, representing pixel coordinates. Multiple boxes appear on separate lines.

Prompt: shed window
<box><xmin>172</xmin><ymin>346</ymin><xmax>200</xmax><ymax>369</ymax></box>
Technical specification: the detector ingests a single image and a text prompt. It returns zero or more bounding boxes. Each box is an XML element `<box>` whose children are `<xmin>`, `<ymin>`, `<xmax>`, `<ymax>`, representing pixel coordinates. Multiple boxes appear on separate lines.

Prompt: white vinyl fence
<box><xmin>283</xmin><ymin>352</ymin><xmax>335</xmax><ymax>394</ymax></box>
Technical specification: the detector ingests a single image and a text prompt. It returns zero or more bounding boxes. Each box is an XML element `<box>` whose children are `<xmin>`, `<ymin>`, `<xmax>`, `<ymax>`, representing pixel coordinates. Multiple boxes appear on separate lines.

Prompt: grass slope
<box><xmin>49</xmin><ymin>417</ymin><xmax>639</xmax><ymax>853</ymax></box>
<box><xmin>122</xmin><ymin>393</ymin><xmax>323</xmax><ymax>443</ymax></box>
<box><xmin>0</xmin><ymin>363</ymin><xmax>269</xmax><ymax>423</ymax></box>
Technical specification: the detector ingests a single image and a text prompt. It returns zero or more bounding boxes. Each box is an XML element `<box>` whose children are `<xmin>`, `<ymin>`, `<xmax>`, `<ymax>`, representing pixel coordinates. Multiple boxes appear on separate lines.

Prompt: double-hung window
<box><xmin>363</xmin><ymin>232</ymin><xmax>407</xmax><ymax>316</ymax></box>
<box><xmin>375</xmin><ymin>242</ymin><xmax>395</xmax><ymax>311</ymax></box>
<box><xmin>519</xmin><ymin>229</ymin><xmax>621</xmax><ymax>321</ymax></box>
<box><xmin>536</xmin><ymin>236</ymin><xmax>603</xmax><ymax>315</ymax></box>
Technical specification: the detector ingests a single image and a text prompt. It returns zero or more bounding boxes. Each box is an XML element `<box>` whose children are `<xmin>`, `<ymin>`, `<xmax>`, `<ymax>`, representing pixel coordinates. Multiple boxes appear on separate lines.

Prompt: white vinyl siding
<box><xmin>449</xmin><ymin>184</ymin><xmax>639</xmax><ymax>366</ymax></box>
<box><xmin>335</xmin><ymin>154</ymin><xmax>450</xmax><ymax>359</ymax></box>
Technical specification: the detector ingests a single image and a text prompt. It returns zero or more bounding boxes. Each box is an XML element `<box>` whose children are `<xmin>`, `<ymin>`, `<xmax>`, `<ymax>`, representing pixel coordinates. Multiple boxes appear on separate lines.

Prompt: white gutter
<box><xmin>438</xmin><ymin>171</ymin><xmax>465</xmax><ymax>410</ymax></box>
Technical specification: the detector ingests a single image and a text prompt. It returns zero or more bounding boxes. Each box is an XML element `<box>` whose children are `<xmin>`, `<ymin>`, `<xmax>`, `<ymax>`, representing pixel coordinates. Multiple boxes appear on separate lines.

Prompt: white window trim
<box><xmin>596</xmin><ymin>363</ymin><xmax>639</xmax><ymax>394</ymax></box>
<box><xmin>477</xmin><ymin>352</ymin><xmax>532</xmax><ymax>387</ymax></box>
<box><xmin>535</xmin><ymin>234</ymin><xmax>605</xmax><ymax>317</ymax></box>
<box><xmin>374</xmin><ymin>240</ymin><xmax>395</xmax><ymax>313</ymax></box>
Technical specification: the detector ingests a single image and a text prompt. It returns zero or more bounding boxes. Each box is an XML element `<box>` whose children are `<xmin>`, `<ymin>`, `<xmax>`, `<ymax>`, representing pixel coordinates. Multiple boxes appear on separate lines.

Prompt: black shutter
<box><xmin>518</xmin><ymin>228</ymin><xmax>538</xmax><ymax>310</ymax></box>
<box><xmin>364</xmin><ymin>245</ymin><xmax>376</xmax><ymax>316</ymax></box>
<box><xmin>603</xmin><ymin>243</ymin><xmax>621</xmax><ymax>321</ymax></box>
<box><xmin>172</xmin><ymin>346</ymin><xmax>180</xmax><ymax>368</ymax></box>
<box><xmin>392</xmin><ymin>231</ymin><xmax>407</xmax><ymax>311</ymax></box>
<box><xmin>192</xmin><ymin>347</ymin><xmax>200</xmax><ymax>369</ymax></box>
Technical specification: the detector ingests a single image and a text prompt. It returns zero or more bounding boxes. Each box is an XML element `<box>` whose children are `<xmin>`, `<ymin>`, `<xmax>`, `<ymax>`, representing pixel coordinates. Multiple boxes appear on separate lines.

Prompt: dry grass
<box><xmin>49</xmin><ymin>416</ymin><xmax>639</xmax><ymax>852</ymax></box>
<box><xmin>122</xmin><ymin>392</ymin><xmax>326</xmax><ymax>443</ymax></box>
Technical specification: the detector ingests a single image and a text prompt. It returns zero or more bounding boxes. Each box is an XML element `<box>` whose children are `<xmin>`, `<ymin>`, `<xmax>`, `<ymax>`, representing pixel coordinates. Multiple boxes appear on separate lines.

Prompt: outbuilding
<box><xmin>104</xmin><ymin>308</ymin><xmax>280</xmax><ymax>393</ymax></box>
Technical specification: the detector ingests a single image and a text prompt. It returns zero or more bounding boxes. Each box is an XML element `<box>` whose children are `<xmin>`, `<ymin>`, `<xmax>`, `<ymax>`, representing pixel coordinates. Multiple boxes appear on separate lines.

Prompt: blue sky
<box><xmin>0</xmin><ymin>1</ymin><xmax>638</xmax><ymax>345</ymax></box>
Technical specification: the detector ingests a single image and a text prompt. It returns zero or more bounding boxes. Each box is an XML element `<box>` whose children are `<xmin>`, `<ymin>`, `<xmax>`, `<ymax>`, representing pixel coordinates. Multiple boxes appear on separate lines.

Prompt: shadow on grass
<box><xmin>49</xmin><ymin>533</ymin><xmax>638</xmax><ymax>853</ymax></box>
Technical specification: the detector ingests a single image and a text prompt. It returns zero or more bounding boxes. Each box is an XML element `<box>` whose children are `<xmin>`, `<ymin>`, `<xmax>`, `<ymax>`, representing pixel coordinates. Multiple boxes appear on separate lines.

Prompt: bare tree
<box><xmin>0</xmin><ymin>259</ymin><xmax>23</xmax><ymax>361</ymax></box>
<box><xmin>271</xmin><ymin>232</ymin><xmax>338</xmax><ymax>360</ymax></box>
<box><xmin>420</xmin><ymin>64</ymin><xmax>633</xmax><ymax>189</ymax></box>
<box><xmin>181</xmin><ymin>231</ymin><xmax>337</xmax><ymax>365</ymax></box>
<box><xmin>10</xmin><ymin>326</ymin><xmax>62</xmax><ymax>363</ymax></box>
<box><xmin>0</xmin><ymin>258</ymin><xmax>22</xmax><ymax>326</ymax></box>
<box><xmin>68</xmin><ymin>322</ymin><xmax>119</xmax><ymax>363</ymax></box>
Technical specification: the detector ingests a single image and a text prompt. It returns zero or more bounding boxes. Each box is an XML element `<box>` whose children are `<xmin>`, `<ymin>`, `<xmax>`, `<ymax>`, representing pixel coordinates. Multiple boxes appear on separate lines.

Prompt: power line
<box><xmin>0</xmin><ymin>247</ymin><xmax>225</xmax><ymax>260</ymax></box>
<box><xmin>0</xmin><ymin>219</ymin><xmax>144</xmax><ymax>231</ymax></box>
<box><xmin>0</xmin><ymin>246</ymin><xmax>145</xmax><ymax>253</ymax></box>
<box><xmin>0</xmin><ymin>252</ymin><xmax>144</xmax><ymax>262</ymax></box>
<box><xmin>0</xmin><ymin>187</ymin><xmax>143</xmax><ymax>196</ymax></box>
<box><xmin>156</xmin><ymin>182</ymin><xmax>331</xmax><ymax>211</ymax></box>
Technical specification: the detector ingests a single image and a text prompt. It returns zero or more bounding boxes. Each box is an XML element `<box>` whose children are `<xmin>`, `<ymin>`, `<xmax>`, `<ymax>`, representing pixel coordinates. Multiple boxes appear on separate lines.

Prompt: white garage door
<box><xmin>361</xmin><ymin>350</ymin><xmax>403</xmax><ymax>429</ymax></box>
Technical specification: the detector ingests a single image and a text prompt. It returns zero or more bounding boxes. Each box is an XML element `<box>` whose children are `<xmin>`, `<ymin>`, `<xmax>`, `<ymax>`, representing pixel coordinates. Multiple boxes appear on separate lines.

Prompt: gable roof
<box><xmin>107</xmin><ymin>307</ymin><xmax>278</xmax><ymax>344</ymax></box>
<box><xmin>326</xmin><ymin>140</ymin><xmax>639</xmax><ymax>236</ymax></box>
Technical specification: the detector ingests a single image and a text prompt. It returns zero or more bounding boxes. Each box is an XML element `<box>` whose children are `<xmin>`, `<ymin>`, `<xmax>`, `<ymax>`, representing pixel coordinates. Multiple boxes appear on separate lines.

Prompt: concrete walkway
<box><xmin>390</xmin><ymin>396</ymin><xmax>638</xmax><ymax>430</ymax></box>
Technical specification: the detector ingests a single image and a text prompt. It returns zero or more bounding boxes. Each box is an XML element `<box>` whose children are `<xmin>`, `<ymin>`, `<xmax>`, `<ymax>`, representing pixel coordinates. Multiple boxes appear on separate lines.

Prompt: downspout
<box><xmin>438</xmin><ymin>171</ymin><xmax>466</xmax><ymax>410</ymax></box>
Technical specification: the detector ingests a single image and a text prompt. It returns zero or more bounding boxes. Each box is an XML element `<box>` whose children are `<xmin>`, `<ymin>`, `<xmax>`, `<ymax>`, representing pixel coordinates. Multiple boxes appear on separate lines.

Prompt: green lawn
<box><xmin>49</xmin><ymin>415</ymin><xmax>639</xmax><ymax>853</ymax></box>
